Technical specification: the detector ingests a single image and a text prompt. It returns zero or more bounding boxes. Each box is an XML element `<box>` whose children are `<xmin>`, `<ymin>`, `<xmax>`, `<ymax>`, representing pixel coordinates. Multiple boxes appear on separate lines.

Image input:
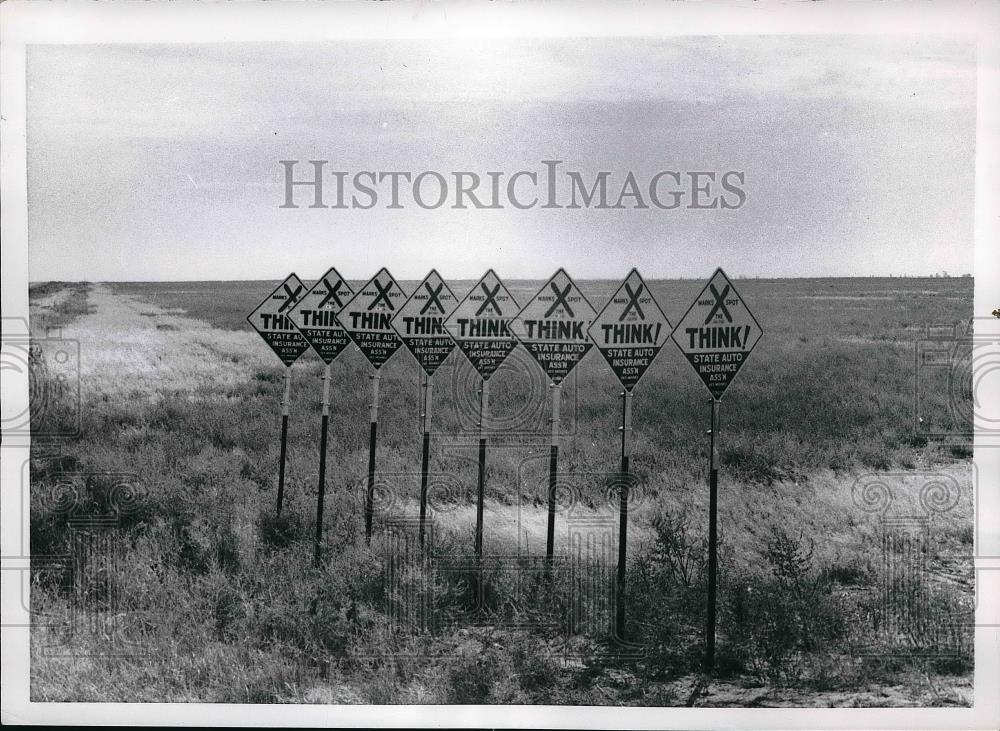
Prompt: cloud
<box><xmin>26</xmin><ymin>36</ymin><xmax>976</xmax><ymax>280</ymax></box>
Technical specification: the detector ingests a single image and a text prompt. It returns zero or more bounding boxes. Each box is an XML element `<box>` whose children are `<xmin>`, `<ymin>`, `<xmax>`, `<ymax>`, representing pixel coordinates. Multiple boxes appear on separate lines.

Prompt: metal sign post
<box><xmin>445</xmin><ymin>270</ymin><xmax>520</xmax><ymax>562</ymax></box>
<box><xmin>246</xmin><ymin>273</ymin><xmax>310</xmax><ymax>518</ymax></box>
<box><xmin>314</xmin><ymin>363</ymin><xmax>331</xmax><ymax>562</ymax></box>
<box><xmin>616</xmin><ymin>387</ymin><xmax>632</xmax><ymax>640</ymax></box>
<box><xmin>366</xmin><ymin>370</ymin><xmax>381</xmax><ymax>541</ymax></box>
<box><xmin>390</xmin><ymin>270</ymin><xmax>458</xmax><ymax>548</ymax></box>
<box><xmin>546</xmin><ymin>381</ymin><xmax>561</xmax><ymax>559</ymax></box>
<box><xmin>287</xmin><ymin>267</ymin><xmax>355</xmax><ymax>562</ymax></box>
<box><xmin>277</xmin><ymin>364</ymin><xmax>292</xmax><ymax>515</ymax></box>
<box><xmin>476</xmin><ymin>378</ymin><xmax>489</xmax><ymax>566</ymax></box>
<box><xmin>706</xmin><ymin>396</ymin><xmax>720</xmax><ymax>671</ymax></box>
<box><xmin>671</xmin><ymin>267</ymin><xmax>763</xmax><ymax>673</ymax></box>
<box><xmin>512</xmin><ymin>268</ymin><xmax>596</xmax><ymax>562</ymax></box>
<box><xmin>338</xmin><ymin>268</ymin><xmax>406</xmax><ymax>542</ymax></box>
<box><xmin>418</xmin><ymin>372</ymin><xmax>433</xmax><ymax>545</ymax></box>
<box><xmin>588</xmin><ymin>268</ymin><xmax>671</xmax><ymax>640</ymax></box>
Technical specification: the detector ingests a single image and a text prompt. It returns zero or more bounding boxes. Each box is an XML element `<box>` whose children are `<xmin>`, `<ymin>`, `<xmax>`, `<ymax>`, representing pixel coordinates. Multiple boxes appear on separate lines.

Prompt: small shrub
<box><xmin>211</xmin><ymin>581</ymin><xmax>246</xmax><ymax>641</ymax></box>
<box><xmin>648</xmin><ymin>507</ymin><xmax>707</xmax><ymax>592</ymax></box>
<box><xmin>509</xmin><ymin>635</ymin><xmax>562</xmax><ymax>697</ymax></box>
<box><xmin>722</xmin><ymin>528</ymin><xmax>847</xmax><ymax>682</ymax></box>
<box><xmin>821</xmin><ymin>559</ymin><xmax>871</xmax><ymax>586</ymax></box>
<box><xmin>956</xmin><ymin>523</ymin><xmax>974</xmax><ymax>546</ymax></box>
<box><xmin>765</xmin><ymin>528</ymin><xmax>814</xmax><ymax>585</ymax></box>
<box><xmin>445</xmin><ymin>641</ymin><xmax>521</xmax><ymax>704</ymax></box>
<box><xmin>174</xmin><ymin>517</ymin><xmax>213</xmax><ymax>575</ymax></box>
<box><xmin>626</xmin><ymin>506</ymin><xmax>714</xmax><ymax>676</ymax></box>
<box><xmin>930</xmin><ymin>653</ymin><xmax>972</xmax><ymax>676</ymax></box>
<box><xmin>859</xmin><ymin>445</ymin><xmax>892</xmax><ymax>471</ymax></box>
<box><xmin>721</xmin><ymin>444</ymin><xmax>787</xmax><ymax>485</ymax></box>
<box><xmin>215</xmin><ymin>522</ymin><xmax>243</xmax><ymax>575</ymax></box>
<box><xmin>242</xmin><ymin>657</ymin><xmax>304</xmax><ymax>703</ymax></box>
<box><xmin>950</xmin><ymin>444</ymin><xmax>973</xmax><ymax>459</ymax></box>
<box><xmin>259</xmin><ymin>510</ymin><xmax>306</xmax><ymax>550</ymax></box>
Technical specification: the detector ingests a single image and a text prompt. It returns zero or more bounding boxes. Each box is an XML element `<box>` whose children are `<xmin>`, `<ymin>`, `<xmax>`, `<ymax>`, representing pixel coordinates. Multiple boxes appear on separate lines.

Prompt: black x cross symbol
<box><xmin>544</xmin><ymin>282</ymin><xmax>574</xmax><ymax>318</ymax></box>
<box><xmin>475</xmin><ymin>283</ymin><xmax>501</xmax><ymax>316</ymax></box>
<box><xmin>278</xmin><ymin>284</ymin><xmax>302</xmax><ymax>312</ymax></box>
<box><xmin>316</xmin><ymin>278</ymin><xmax>344</xmax><ymax>309</ymax></box>
<box><xmin>419</xmin><ymin>282</ymin><xmax>445</xmax><ymax>315</ymax></box>
<box><xmin>619</xmin><ymin>282</ymin><xmax>645</xmax><ymax>321</ymax></box>
<box><xmin>705</xmin><ymin>283</ymin><xmax>732</xmax><ymax>323</ymax></box>
<box><xmin>367</xmin><ymin>279</ymin><xmax>396</xmax><ymax>311</ymax></box>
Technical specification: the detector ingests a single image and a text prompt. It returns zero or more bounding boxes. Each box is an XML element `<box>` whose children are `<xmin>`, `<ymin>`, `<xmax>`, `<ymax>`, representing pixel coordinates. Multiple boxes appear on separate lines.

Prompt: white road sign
<box><xmin>511</xmin><ymin>268</ymin><xmax>596</xmax><ymax>385</ymax></box>
<box><xmin>391</xmin><ymin>269</ymin><xmax>458</xmax><ymax>376</ymax></box>
<box><xmin>246</xmin><ymin>273</ymin><xmax>311</xmax><ymax>366</ymax></box>
<box><xmin>337</xmin><ymin>267</ymin><xmax>406</xmax><ymax>369</ymax></box>
<box><xmin>287</xmin><ymin>267</ymin><xmax>355</xmax><ymax>364</ymax></box>
<box><xmin>671</xmin><ymin>268</ymin><xmax>763</xmax><ymax>400</ymax></box>
<box><xmin>444</xmin><ymin>269</ymin><xmax>520</xmax><ymax>380</ymax></box>
<box><xmin>588</xmin><ymin>269</ymin><xmax>671</xmax><ymax>391</ymax></box>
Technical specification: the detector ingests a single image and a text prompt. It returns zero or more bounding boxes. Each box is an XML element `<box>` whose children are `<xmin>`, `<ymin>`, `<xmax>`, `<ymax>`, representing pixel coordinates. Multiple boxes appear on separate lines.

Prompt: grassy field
<box><xmin>27</xmin><ymin>276</ymin><xmax>974</xmax><ymax>706</ymax></box>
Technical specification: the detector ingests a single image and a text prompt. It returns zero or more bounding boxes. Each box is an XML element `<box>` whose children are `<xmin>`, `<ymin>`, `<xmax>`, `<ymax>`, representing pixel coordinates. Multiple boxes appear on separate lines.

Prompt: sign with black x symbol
<box><xmin>246</xmin><ymin>273</ymin><xmax>310</xmax><ymax>366</ymax></box>
<box><xmin>705</xmin><ymin>283</ymin><xmax>732</xmax><ymax>324</ymax></box>
<box><xmin>337</xmin><ymin>268</ymin><xmax>405</xmax><ymax>368</ymax></box>
<box><xmin>670</xmin><ymin>268</ymin><xmax>763</xmax><ymax>400</ymax></box>
<box><xmin>444</xmin><ymin>270</ymin><xmax>520</xmax><ymax>380</ymax></box>
<box><xmin>368</xmin><ymin>279</ymin><xmax>397</xmax><ymax>311</ymax></box>
<box><xmin>512</xmin><ymin>268</ymin><xmax>596</xmax><ymax>385</ymax></box>
<box><xmin>391</xmin><ymin>270</ymin><xmax>458</xmax><ymax>376</ymax></box>
<box><xmin>475</xmin><ymin>282</ymin><xmax>501</xmax><ymax>316</ymax></box>
<box><xmin>544</xmin><ymin>282</ymin><xmax>575</xmax><ymax>318</ymax></box>
<box><xmin>588</xmin><ymin>269</ymin><xmax>671</xmax><ymax>391</ymax></box>
<box><xmin>419</xmin><ymin>282</ymin><xmax>445</xmax><ymax>315</ymax></box>
<box><xmin>619</xmin><ymin>282</ymin><xmax>645</xmax><ymax>321</ymax></box>
<box><xmin>287</xmin><ymin>267</ymin><xmax>355</xmax><ymax>364</ymax></box>
<box><xmin>277</xmin><ymin>283</ymin><xmax>302</xmax><ymax>312</ymax></box>
<box><xmin>316</xmin><ymin>277</ymin><xmax>345</xmax><ymax>310</ymax></box>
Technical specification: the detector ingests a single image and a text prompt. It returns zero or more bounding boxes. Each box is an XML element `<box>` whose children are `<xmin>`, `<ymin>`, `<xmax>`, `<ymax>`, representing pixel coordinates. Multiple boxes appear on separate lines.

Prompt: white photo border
<box><xmin>2</xmin><ymin>1</ymin><xmax>998</xmax><ymax>728</ymax></box>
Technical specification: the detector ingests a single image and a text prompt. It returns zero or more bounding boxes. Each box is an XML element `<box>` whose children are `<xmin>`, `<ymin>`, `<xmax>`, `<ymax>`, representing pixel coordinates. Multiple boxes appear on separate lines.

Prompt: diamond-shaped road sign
<box><xmin>445</xmin><ymin>269</ymin><xmax>520</xmax><ymax>380</ymax></box>
<box><xmin>287</xmin><ymin>267</ymin><xmax>355</xmax><ymax>365</ymax></box>
<box><xmin>671</xmin><ymin>268</ymin><xmax>763</xmax><ymax>400</ymax></box>
<box><xmin>391</xmin><ymin>269</ymin><xmax>457</xmax><ymax>376</ymax></box>
<box><xmin>511</xmin><ymin>268</ymin><xmax>596</xmax><ymax>385</ymax></box>
<box><xmin>247</xmin><ymin>273</ymin><xmax>311</xmax><ymax>366</ymax></box>
<box><xmin>588</xmin><ymin>269</ymin><xmax>671</xmax><ymax>391</ymax></box>
<box><xmin>337</xmin><ymin>267</ymin><xmax>406</xmax><ymax>369</ymax></box>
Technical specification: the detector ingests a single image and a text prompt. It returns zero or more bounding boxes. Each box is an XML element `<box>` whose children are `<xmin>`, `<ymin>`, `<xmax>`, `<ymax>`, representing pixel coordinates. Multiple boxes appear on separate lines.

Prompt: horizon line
<box><xmin>28</xmin><ymin>273</ymin><xmax>976</xmax><ymax>284</ymax></box>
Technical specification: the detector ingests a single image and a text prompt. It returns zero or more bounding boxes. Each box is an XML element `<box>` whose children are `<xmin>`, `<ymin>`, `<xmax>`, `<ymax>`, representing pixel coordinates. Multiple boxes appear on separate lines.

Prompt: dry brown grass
<box><xmin>27</xmin><ymin>279</ymin><xmax>975</xmax><ymax>706</ymax></box>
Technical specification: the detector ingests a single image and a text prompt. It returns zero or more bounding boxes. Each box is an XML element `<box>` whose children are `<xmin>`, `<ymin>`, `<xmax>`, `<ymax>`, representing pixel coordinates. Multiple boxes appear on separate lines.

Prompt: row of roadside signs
<box><xmin>248</xmin><ymin>267</ymin><xmax>762</xmax><ymax>399</ymax></box>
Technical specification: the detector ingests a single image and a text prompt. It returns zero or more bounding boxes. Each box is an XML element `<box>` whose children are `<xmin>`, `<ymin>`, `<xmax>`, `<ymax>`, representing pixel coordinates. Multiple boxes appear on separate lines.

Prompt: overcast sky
<box><xmin>27</xmin><ymin>36</ymin><xmax>976</xmax><ymax>281</ymax></box>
